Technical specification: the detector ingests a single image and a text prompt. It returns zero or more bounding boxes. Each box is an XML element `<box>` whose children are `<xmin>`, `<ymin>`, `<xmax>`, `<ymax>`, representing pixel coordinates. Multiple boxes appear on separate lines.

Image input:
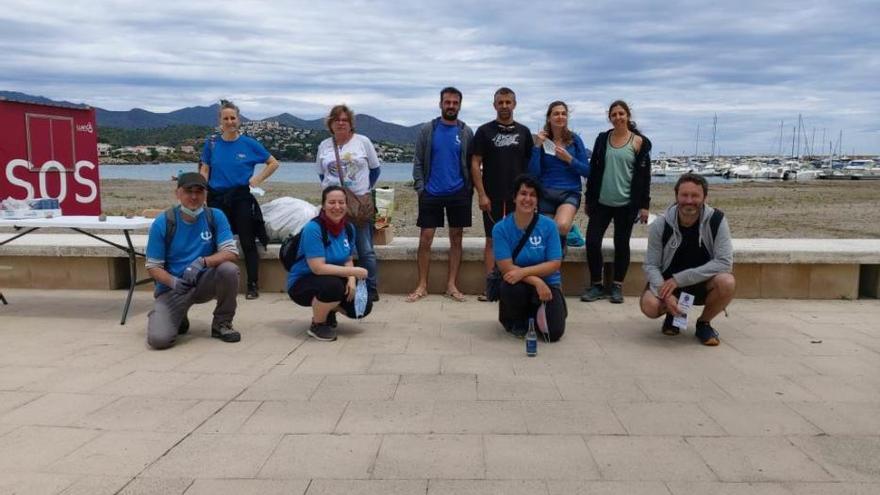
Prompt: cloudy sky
<box><xmin>3</xmin><ymin>0</ymin><xmax>878</xmax><ymax>155</ymax></box>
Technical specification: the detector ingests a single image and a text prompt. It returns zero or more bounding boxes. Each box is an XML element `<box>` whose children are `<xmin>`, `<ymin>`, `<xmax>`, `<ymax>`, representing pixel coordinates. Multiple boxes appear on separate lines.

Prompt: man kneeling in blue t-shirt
<box><xmin>145</xmin><ymin>173</ymin><xmax>241</xmax><ymax>349</ymax></box>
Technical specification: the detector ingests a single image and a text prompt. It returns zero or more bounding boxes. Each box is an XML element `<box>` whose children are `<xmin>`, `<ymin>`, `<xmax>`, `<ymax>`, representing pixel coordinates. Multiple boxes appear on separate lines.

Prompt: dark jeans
<box><xmin>586</xmin><ymin>203</ymin><xmax>635</xmax><ymax>284</ymax></box>
<box><xmin>208</xmin><ymin>187</ymin><xmax>263</xmax><ymax>287</ymax></box>
<box><xmin>288</xmin><ymin>274</ymin><xmax>373</xmax><ymax>319</ymax></box>
<box><xmin>498</xmin><ymin>282</ymin><xmax>567</xmax><ymax>342</ymax></box>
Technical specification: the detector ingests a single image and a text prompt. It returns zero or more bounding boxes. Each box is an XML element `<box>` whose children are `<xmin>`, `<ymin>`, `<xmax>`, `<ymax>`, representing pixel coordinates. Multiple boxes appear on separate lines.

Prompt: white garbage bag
<box><xmin>374</xmin><ymin>187</ymin><xmax>394</xmax><ymax>228</ymax></box>
<box><xmin>262</xmin><ymin>197</ymin><xmax>319</xmax><ymax>241</ymax></box>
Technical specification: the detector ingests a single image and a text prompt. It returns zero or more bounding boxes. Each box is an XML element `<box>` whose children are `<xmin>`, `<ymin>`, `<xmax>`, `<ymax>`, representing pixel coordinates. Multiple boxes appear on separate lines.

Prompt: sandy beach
<box><xmin>91</xmin><ymin>179</ymin><xmax>880</xmax><ymax>239</ymax></box>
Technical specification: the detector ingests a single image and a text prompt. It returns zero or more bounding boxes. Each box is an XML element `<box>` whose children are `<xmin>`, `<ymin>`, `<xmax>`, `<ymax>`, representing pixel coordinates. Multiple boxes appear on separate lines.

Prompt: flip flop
<box><xmin>444</xmin><ymin>290</ymin><xmax>466</xmax><ymax>302</ymax></box>
<box><xmin>404</xmin><ymin>289</ymin><xmax>428</xmax><ymax>303</ymax></box>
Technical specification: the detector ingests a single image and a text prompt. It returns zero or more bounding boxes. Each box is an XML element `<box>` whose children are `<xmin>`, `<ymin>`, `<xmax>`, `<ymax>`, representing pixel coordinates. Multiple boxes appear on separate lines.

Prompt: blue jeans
<box><xmin>354</xmin><ymin>222</ymin><xmax>378</xmax><ymax>292</ymax></box>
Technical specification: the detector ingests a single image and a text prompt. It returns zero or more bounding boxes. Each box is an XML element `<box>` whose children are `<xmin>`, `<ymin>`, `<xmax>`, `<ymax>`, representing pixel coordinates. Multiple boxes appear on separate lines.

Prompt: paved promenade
<box><xmin>0</xmin><ymin>289</ymin><xmax>878</xmax><ymax>494</ymax></box>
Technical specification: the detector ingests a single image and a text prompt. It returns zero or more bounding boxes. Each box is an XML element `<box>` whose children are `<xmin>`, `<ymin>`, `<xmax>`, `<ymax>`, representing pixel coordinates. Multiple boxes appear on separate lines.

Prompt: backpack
<box><xmin>662</xmin><ymin>208</ymin><xmax>724</xmax><ymax>247</ymax></box>
<box><xmin>279</xmin><ymin>218</ymin><xmax>356</xmax><ymax>271</ymax></box>
<box><xmin>163</xmin><ymin>206</ymin><xmax>217</xmax><ymax>267</ymax></box>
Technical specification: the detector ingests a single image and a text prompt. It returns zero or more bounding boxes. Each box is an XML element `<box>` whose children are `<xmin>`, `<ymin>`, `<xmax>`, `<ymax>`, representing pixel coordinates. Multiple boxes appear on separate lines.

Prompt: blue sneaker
<box><xmin>695</xmin><ymin>321</ymin><xmax>720</xmax><ymax>346</ymax></box>
<box><xmin>580</xmin><ymin>284</ymin><xmax>606</xmax><ymax>302</ymax></box>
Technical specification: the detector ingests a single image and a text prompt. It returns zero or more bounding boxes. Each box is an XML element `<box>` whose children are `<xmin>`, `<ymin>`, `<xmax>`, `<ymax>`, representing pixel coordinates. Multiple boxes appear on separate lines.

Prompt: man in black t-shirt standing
<box><xmin>471</xmin><ymin>87</ymin><xmax>534</xmax><ymax>300</ymax></box>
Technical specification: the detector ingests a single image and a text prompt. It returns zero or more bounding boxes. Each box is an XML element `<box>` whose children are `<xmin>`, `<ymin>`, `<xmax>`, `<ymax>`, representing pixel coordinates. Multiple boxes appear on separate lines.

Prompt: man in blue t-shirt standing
<box><xmin>144</xmin><ymin>173</ymin><xmax>241</xmax><ymax>350</ymax></box>
<box><xmin>407</xmin><ymin>87</ymin><xmax>474</xmax><ymax>302</ymax></box>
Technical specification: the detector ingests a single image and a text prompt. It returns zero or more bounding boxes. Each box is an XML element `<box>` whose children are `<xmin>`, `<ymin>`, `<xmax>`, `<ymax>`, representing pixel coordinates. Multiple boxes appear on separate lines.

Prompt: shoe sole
<box><xmin>211</xmin><ymin>333</ymin><xmax>241</xmax><ymax>343</ymax></box>
<box><xmin>661</xmin><ymin>327</ymin><xmax>680</xmax><ymax>336</ymax></box>
<box><xmin>609</xmin><ymin>298</ymin><xmax>624</xmax><ymax>304</ymax></box>
<box><xmin>307</xmin><ymin>329</ymin><xmax>337</xmax><ymax>342</ymax></box>
<box><xmin>580</xmin><ymin>294</ymin><xmax>606</xmax><ymax>302</ymax></box>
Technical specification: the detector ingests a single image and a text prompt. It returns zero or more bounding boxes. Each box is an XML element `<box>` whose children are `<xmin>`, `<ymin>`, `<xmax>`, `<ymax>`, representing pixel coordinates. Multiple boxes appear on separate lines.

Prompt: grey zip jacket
<box><xmin>412</xmin><ymin>117</ymin><xmax>474</xmax><ymax>194</ymax></box>
<box><xmin>644</xmin><ymin>203</ymin><xmax>733</xmax><ymax>297</ymax></box>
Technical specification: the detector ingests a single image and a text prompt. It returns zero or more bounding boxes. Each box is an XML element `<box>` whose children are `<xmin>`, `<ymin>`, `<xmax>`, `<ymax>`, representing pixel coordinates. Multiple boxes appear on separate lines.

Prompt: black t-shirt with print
<box><xmin>663</xmin><ymin>220</ymin><xmax>711</xmax><ymax>279</ymax></box>
<box><xmin>471</xmin><ymin>121</ymin><xmax>534</xmax><ymax>201</ymax></box>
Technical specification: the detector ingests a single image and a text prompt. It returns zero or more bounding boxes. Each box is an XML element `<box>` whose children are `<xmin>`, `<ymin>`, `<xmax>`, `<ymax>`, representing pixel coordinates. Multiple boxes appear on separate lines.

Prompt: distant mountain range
<box><xmin>0</xmin><ymin>91</ymin><xmax>421</xmax><ymax>145</ymax></box>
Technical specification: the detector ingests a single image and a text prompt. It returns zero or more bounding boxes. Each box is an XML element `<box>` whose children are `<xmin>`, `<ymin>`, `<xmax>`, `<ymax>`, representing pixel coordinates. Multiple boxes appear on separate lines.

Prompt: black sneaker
<box><xmin>327</xmin><ymin>311</ymin><xmax>338</xmax><ymax>328</ymax></box>
<box><xmin>661</xmin><ymin>313</ymin><xmax>679</xmax><ymax>336</ymax></box>
<box><xmin>505</xmin><ymin>322</ymin><xmax>528</xmax><ymax>339</ymax></box>
<box><xmin>609</xmin><ymin>283</ymin><xmax>624</xmax><ymax>304</ymax></box>
<box><xmin>695</xmin><ymin>320</ymin><xmax>720</xmax><ymax>346</ymax></box>
<box><xmin>308</xmin><ymin>322</ymin><xmax>337</xmax><ymax>342</ymax></box>
<box><xmin>177</xmin><ymin>315</ymin><xmax>190</xmax><ymax>335</ymax></box>
<box><xmin>369</xmin><ymin>289</ymin><xmax>380</xmax><ymax>302</ymax></box>
<box><xmin>211</xmin><ymin>321</ymin><xmax>241</xmax><ymax>343</ymax></box>
<box><xmin>580</xmin><ymin>283</ymin><xmax>606</xmax><ymax>302</ymax></box>
<box><xmin>246</xmin><ymin>282</ymin><xmax>259</xmax><ymax>300</ymax></box>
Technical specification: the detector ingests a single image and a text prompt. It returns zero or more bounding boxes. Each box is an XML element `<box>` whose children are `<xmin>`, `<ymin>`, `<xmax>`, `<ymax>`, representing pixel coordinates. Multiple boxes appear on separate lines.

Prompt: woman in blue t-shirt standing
<box><xmin>200</xmin><ymin>100</ymin><xmax>280</xmax><ymax>300</ymax></box>
<box><xmin>528</xmin><ymin>100</ymin><xmax>590</xmax><ymax>251</ymax></box>
<box><xmin>493</xmin><ymin>175</ymin><xmax>567</xmax><ymax>342</ymax></box>
<box><xmin>287</xmin><ymin>186</ymin><xmax>373</xmax><ymax>342</ymax></box>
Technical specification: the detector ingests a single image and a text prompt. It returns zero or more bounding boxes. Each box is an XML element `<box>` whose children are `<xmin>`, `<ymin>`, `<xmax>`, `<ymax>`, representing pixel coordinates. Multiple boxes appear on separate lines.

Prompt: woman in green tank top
<box><xmin>581</xmin><ymin>100</ymin><xmax>653</xmax><ymax>304</ymax></box>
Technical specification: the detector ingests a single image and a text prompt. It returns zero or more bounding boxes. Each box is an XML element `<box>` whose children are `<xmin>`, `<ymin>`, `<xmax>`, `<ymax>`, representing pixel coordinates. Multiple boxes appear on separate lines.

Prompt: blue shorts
<box><xmin>539</xmin><ymin>188</ymin><xmax>581</xmax><ymax>215</ymax></box>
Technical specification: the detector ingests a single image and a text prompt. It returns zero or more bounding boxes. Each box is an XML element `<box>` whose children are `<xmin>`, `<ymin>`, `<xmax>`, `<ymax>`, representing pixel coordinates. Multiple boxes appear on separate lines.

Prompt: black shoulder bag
<box><xmin>485</xmin><ymin>213</ymin><xmax>540</xmax><ymax>302</ymax></box>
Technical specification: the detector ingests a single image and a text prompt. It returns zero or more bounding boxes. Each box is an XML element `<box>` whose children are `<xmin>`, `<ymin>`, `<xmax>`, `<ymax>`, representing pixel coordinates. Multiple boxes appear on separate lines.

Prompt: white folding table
<box><xmin>0</xmin><ymin>215</ymin><xmax>154</xmax><ymax>324</ymax></box>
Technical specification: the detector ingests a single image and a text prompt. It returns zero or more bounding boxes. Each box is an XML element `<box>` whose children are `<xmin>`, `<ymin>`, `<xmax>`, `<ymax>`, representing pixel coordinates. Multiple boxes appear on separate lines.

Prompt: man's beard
<box><xmin>443</xmin><ymin>109</ymin><xmax>459</xmax><ymax>120</ymax></box>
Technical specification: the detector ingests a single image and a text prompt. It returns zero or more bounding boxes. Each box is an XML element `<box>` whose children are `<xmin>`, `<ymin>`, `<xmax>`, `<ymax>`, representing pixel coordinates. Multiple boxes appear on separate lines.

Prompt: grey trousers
<box><xmin>147</xmin><ymin>261</ymin><xmax>239</xmax><ymax>350</ymax></box>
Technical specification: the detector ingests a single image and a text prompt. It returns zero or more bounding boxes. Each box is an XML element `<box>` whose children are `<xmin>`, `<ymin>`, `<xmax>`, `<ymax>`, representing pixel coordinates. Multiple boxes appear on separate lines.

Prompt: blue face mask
<box><xmin>179</xmin><ymin>204</ymin><xmax>204</xmax><ymax>217</ymax></box>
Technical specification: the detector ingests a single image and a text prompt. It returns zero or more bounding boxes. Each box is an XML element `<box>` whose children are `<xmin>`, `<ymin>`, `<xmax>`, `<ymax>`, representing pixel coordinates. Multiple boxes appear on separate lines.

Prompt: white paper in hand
<box><xmin>536</xmin><ymin>302</ymin><xmax>549</xmax><ymax>339</ymax></box>
<box><xmin>354</xmin><ymin>280</ymin><xmax>368</xmax><ymax>318</ymax></box>
<box><xmin>249</xmin><ymin>186</ymin><xmax>266</xmax><ymax>197</ymax></box>
<box><xmin>542</xmin><ymin>139</ymin><xmax>556</xmax><ymax>155</ymax></box>
<box><xmin>672</xmin><ymin>291</ymin><xmax>694</xmax><ymax>330</ymax></box>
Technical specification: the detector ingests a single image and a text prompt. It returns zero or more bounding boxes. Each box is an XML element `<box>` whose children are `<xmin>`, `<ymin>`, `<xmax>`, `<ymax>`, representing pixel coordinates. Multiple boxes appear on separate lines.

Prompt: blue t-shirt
<box><xmin>527</xmin><ymin>133</ymin><xmax>591</xmax><ymax>191</ymax></box>
<box><xmin>492</xmin><ymin>214</ymin><xmax>562</xmax><ymax>286</ymax></box>
<box><xmin>426</xmin><ymin>122</ymin><xmax>464</xmax><ymax>196</ymax></box>
<box><xmin>200</xmin><ymin>135</ymin><xmax>271</xmax><ymax>191</ymax></box>
<box><xmin>286</xmin><ymin>220</ymin><xmax>354</xmax><ymax>291</ymax></box>
<box><xmin>145</xmin><ymin>207</ymin><xmax>234</xmax><ymax>292</ymax></box>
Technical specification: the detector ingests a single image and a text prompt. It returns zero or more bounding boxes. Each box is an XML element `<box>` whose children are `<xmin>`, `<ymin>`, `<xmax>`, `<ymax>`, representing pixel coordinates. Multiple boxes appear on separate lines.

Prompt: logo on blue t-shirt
<box><xmin>200</xmin><ymin>230</ymin><xmax>213</xmax><ymax>242</ymax></box>
<box><xmin>529</xmin><ymin>235</ymin><xmax>542</xmax><ymax>247</ymax></box>
<box><xmin>343</xmin><ymin>238</ymin><xmax>350</xmax><ymax>249</ymax></box>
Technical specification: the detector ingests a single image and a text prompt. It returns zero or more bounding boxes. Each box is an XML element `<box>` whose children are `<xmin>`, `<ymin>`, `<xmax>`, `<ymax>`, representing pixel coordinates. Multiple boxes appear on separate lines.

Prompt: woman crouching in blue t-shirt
<box><xmin>286</xmin><ymin>186</ymin><xmax>372</xmax><ymax>341</ymax></box>
<box><xmin>492</xmin><ymin>175</ymin><xmax>567</xmax><ymax>342</ymax></box>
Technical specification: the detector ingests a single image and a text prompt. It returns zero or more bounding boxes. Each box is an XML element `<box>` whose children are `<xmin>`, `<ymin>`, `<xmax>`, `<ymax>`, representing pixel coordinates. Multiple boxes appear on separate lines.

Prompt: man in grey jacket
<box><xmin>640</xmin><ymin>173</ymin><xmax>735</xmax><ymax>346</ymax></box>
<box><xmin>406</xmin><ymin>87</ymin><xmax>474</xmax><ymax>302</ymax></box>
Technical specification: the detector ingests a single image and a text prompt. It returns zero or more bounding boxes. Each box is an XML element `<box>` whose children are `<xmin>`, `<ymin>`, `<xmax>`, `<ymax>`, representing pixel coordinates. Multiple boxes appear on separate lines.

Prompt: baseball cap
<box><xmin>177</xmin><ymin>172</ymin><xmax>207</xmax><ymax>189</ymax></box>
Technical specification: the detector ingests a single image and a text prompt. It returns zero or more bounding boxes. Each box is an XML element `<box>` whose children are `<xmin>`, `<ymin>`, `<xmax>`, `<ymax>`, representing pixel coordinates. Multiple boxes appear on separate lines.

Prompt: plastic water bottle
<box><xmin>526</xmin><ymin>318</ymin><xmax>537</xmax><ymax>357</ymax></box>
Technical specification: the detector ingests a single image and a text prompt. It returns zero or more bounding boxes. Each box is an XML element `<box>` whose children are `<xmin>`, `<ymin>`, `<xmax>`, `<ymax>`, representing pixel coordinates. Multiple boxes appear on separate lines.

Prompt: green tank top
<box><xmin>599</xmin><ymin>132</ymin><xmax>636</xmax><ymax>207</ymax></box>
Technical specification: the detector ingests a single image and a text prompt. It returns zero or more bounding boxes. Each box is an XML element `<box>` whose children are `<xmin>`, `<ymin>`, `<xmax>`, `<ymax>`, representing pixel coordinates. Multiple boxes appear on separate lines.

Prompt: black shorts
<box><xmin>417</xmin><ymin>189</ymin><xmax>472</xmax><ymax>229</ymax></box>
<box><xmin>674</xmin><ymin>281</ymin><xmax>709</xmax><ymax>306</ymax></box>
<box><xmin>288</xmin><ymin>274</ymin><xmax>369</xmax><ymax>319</ymax></box>
<box><xmin>539</xmin><ymin>188</ymin><xmax>581</xmax><ymax>215</ymax></box>
<box><xmin>482</xmin><ymin>198</ymin><xmax>514</xmax><ymax>237</ymax></box>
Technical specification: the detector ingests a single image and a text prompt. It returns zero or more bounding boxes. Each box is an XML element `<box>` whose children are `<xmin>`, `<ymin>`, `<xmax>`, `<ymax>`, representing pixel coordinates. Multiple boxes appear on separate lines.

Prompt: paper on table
<box><xmin>542</xmin><ymin>139</ymin><xmax>556</xmax><ymax>155</ymax></box>
<box><xmin>672</xmin><ymin>291</ymin><xmax>694</xmax><ymax>330</ymax></box>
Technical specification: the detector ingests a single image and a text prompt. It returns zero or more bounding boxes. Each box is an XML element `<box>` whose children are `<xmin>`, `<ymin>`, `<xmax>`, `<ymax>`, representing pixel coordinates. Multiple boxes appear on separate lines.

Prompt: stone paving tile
<box><xmin>698</xmin><ymin>401</ymin><xmax>822</xmax><ymax>436</ymax></box>
<box><xmin>47</xmin><ymin>431</ymin><xmax>183</xmax><ymax>477</ymax></box>
<box><xmin>335</xmin><ymin>400</ymin><xmax>433</xmax><ymax>434</ymax></box>
<box><xmin>686</xmin><ymin>437</ymin><xmax>833</xmax><ymax>482</ymax></box>
<box><xmin>612</xmin><ymin>402</ymin><xmax>726</xmax><ymax>436</ymax></box>
<box><xmin>19</xmin><ymin>367</ymin><xmax>134</xmax><ymax>393</ymax></box>
<box><xmin>310</xmin><ymin>374</ymin><xmax>400</xmax><ymax>401</ymax></box>
<box><xmin>367</xmin><ymin>353</ymin><xmax>441</xmax><ymax>374</ymax></box>
<box><xmin>587</xmin><ymin>436</ymin><xmax>716</xmax><ymax>481</ymax></box>
<box><xmin>635</xmin><ymin>376</ymin><xmax>730</xmax><ymax>402</ymax></box>
<box><xmin>781</xmin><ymin>482</ymin><xmax>880</xmax><ymax>494</ymax></box>
<box><xmin>185</xmin><ymin>478</ymin><xmax>309</xmax><ymax>495</ymax></box>
<box><xmin>477</xmin><ymin>374</ymin><xmax>562</xmax><ymax>400</ymax></box>
<box><xmin>294</xmin><ymin>354</ymin><xmax>374</xmax><ymax>375</ymax></box>
<box><xmin>194</xmin><ymin>400</ymin><xmax>261</xmax><ymax>434</ymax></box>
<box><xmin>394</xmin><ymin>374</ymin><xmax>476</xmax><ymax>401</ymax></box>
<box><xmin>710</xmin><ymin>375</ymin><xmax>819</xmax><ymax>402</ymax></box>
<box><xmin>340</xmin><ymin>337</ymin><xmax>409</xmax><ymax>354</ymax></box>
<box><xmin>116</xmin><ymin>477</ymin><xmax>193</xmax><ymax>494</ymax></box>
<box><xmin>165</xmin><ymin>373</ymin><xmax>258</xmax><ymax>400</ymax></box>
<box><xmin>485</xmin><ymin>434</ymin><xmax>600</xmax><ymax>480</ymax></box>
<box><xmin>308</xmin><ymin>479</ymin><xmax>426</xmax><ymax>495</ymax></box>
<box><xmin>0</xmin><ymin>425</ymin><xmax>100</xmax><ymax>472</ymax></box>
<box><xmin>237</xmin><ymin>371</ymin><xmax>323</xmax><ymax>401</ymax></box>
<box><xmin>75</xmin><ymin>396</ymin><xmax>212</xmax><ymax>432</ymax></box>
<box><xmin>521</xmin><ymin>400</ymin><xmax>624</xmax><ymax>435</ymax></box>
<box><xmin>239</xmin><ymin>400</ymin><xmax>347</xmax><ymax>434</ymax></box>
<box><xmin>432</xmin><ymin>400</ymin><xmax>527</xmax><ymax>434</ymax></box>
<box><xmin>800</xmin><ymin>355</ymin><xmax>880</xmax><ymax>377</ymax></box>
<box><xmin>784</xmin><ymin>402</ymin><xmax>880</xmax><ymax>435</ymax></box>
<box><xmin>373</xmin><ymin>434</ymin><xmax>484</xmax><ymax>479</ymax></box>
<box><xmin>665</xmin><ymin>481</ymin><xmax>793</xmax><ymax>494</ymax></box>
<box><xmin>92</xmin><ymin>370</ymin><xmax>202</xmax><ymax>397</ymax></box>
<box><xmin>0</xmin><ymin>390</ymin><xmax>42</xmax><ymax>415</ymax></box>
<box><xmin>258</xmin><ymin>434</ymin><xmax>381</xmax><ymax>479</ymax></box>
<box><xmin>429</xmin><ymin>479</ymin><xmax>549</xmax><ymax>495</ymax></box>
<box><xmin>547</xmin><ymin>480</ymin><xmax>671</xmax><ymax>495</ymax></box>
<box><xmin>785</xmin><ymin>375</ymin><xmax>880</xmax><ymax>403</ymax></box>
<box><xmin>788</xmin><ymin>436</ymin><xmax>880</xmax><ymax>482</ymax></box>
<box><xmin>173</xmin><ymin>352</ymin><xmax>281</xmax><ymax>375</ymax></box>
<box><xmin>0</xmin><ymin>392</ymin><xmax>119</xmax><ymax>427</ymax></box>
<box><xmin>0</xmin><ymin>472</ymin><xmax>78</xmax><ymax>495</ymax></box>
<box><xmin>142</xmin><ymin>433</ymin><xmax>281</xmax><ymax>479</ymax></box>
<box><xmin>60</xmin><ymin>476</ymin><xmax>131</xmax><ymax>495</ymax></box>
<box><xmin>554</xmin><ymin>375</ymin><xmax>648</xmax><ymax>402</ymax></box>
<box><xmin>0</xmin><ymin>366</ymin><xmax>58</xmax><ymax>390</ymax></box>
<box><xmin>440</xmin><ymin>355</ymin><xmax>515</xmax><ymax>375</ymax></box>
<box><xmin>407</xmin><ymin>335</ymin><xmax>471</xmax><ymax>355</ymax></box>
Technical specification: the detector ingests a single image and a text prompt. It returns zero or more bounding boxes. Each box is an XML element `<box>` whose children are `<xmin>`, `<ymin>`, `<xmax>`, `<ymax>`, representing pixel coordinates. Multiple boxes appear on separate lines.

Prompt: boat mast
<box><xmin>710</xmin><ymin>114</ymin><xmax>717</xmax><ymax>159</ymax></box>
<box><xmin>778</xmin><ymin>121</ymin><xmax>784</xmax><ymax>157</ymax></box>
<box><xmin>694</xmin><ymin>124</ymin><xmax>700</xmax><ymax>158</ymax></box>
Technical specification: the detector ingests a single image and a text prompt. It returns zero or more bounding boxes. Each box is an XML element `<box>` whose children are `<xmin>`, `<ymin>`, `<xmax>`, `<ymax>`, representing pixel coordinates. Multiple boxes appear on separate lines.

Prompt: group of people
<box><xmin>143</xmin><ymin>90</ymin><xmax>735</xmax><ymax>350</ymax></box>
